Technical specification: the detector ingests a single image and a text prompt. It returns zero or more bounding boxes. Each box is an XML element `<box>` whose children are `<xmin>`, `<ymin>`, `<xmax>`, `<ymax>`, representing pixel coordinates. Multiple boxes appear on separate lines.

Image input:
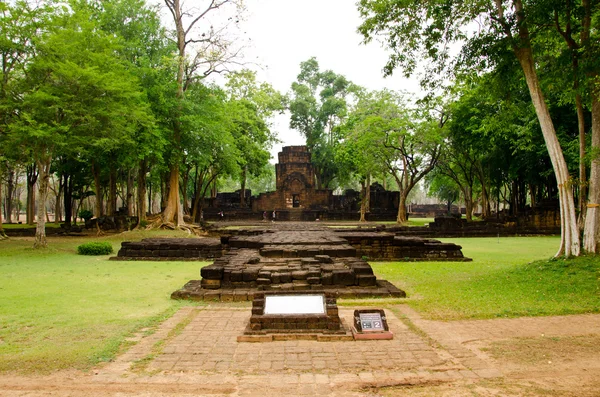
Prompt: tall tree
<box><xmin>289</xmin><ymin>58</ymin><xmax>357</xmax><ymax>188</ymax></box>
<box><xmin>9</xmin><ymin>7</ymin><xmax>152</xmax><ymax>247</ymax></box>
<box><xmin>161</xmin><ymin>0</ymin><xmax>244</xmax><ymax>226</ymax></box>
<box><xmin>358</xmin><ymin>0</ymin><xmax>583</xmax><ymax>256</ymax></box>
<box><xmin>341</xmin><ymin>90</ymin><xmax>443</xmax><ymax>223</ymax></box>
<box><xmin>0</xmin><ymin>1</ymin><xmax>50</xmax><ymax>236</ymax></box>
<box><xmin>225</xmin><ymin>70</ymin><xmax>285</xmax><ymax>207</ymax></box>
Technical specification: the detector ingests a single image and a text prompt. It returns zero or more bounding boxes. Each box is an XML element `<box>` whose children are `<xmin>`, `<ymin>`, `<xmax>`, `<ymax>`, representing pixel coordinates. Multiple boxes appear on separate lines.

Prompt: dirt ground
<box><xmin>1</xmin><ymin>304</ymin><xmax>599</xmax><ymax>396</ymax></box>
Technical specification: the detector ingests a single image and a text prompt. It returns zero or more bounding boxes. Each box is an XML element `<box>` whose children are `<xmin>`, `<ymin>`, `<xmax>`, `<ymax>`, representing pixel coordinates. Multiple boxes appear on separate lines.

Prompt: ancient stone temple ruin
<box><xmin>253</xmin><ymin>146</ymin><xmax>331</xmax><ymax>215</ymax></box>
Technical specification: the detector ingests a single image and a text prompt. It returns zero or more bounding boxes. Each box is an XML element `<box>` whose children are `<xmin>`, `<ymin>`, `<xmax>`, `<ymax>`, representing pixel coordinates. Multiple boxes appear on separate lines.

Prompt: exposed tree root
<box><xmin>96</xmin><ymin>223</ymin><xmax>106</xmax><ymax>237</ymax></box>
<box><xmin>145</xmin><ymin>214</ymin><xmax>207</xmax><ymax>236</ymax></box>
<box><xmin>0</xmin><ymin>231</ymin><xmax>8</xmax><ymax>240</ymax></box>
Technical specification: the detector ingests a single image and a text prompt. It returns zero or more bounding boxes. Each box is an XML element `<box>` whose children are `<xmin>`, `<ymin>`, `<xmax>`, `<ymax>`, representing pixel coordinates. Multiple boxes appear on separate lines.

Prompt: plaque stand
<box><xmin>238</xmin><ymin>291</ymin><xmax>353</xmax><ymax>342</ymax></box>
<box><xmin>351</xmin><ymin>309</ymin><xmax>393</xmax><ymax>340</ymax></box>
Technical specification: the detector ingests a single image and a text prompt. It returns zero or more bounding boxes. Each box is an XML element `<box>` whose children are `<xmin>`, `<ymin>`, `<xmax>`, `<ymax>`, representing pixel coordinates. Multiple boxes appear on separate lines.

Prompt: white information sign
<box><xmin>264</xmin><ymin>295</ymin><xmax>325</xmax><ymax>315</ymax></box>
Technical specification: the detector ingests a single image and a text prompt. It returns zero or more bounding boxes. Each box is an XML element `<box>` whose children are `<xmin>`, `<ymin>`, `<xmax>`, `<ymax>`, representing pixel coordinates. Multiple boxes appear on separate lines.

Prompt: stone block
<box><xmin>200</xmin><ymin>265</ymin><xmax>224</xmax><ymax>280</ymax></box>
<box><xmin>230</xmin><ymin>270</ymin><xmax>243</xmax><ymax>282</ymax></box>
<box><xmin>356</xmin><ymin>274</ymin><xmax>377</xmax><ymax>286</ymax></box>
<box><xmin>242</xmin><ymin>268</ymin><xmax>260</xmax><ymax>282</ymax></box>
<box><xmin>332</xmin><ymin>269</ymin><xmax>355</xmax><ymax>286</ymax></box>
<box><xmin>201</xmin><ymin>279</ymin><xmax>221</xmax><ymax>289</ymax></box>
<box><xmin>233</xmin><ymin>290</ymin><xmax>249</xmax><ymax>301</ymax></box>
<box><xmin>292</xmin><ymin>282</ymin><xmax>310</xmax><ymax>290</ymax></box>
<box><xmin>315</xmin><ymin>255</ymin><xmax>333</xmax><ymax>263</ymax></box>
<box><xmin>350</xmin><ymin>263</ymin><xmax>374</xmax><ymax>275</ymax></box>
<box><xmin>307</xmin><ymin>276</ymin><xmax>321</xmax><ymax>284</ymax></box>
<box><xmin>220</xmin><ymin>292</ymin><xmax>234</xmax><ymax>302</ymax></box>
<box><xmin>202</xmin><ymin>291</ymin><xmax>221</xmax><ymax>301</ymax></box>
<box><xmin>270</xmin><ymin>273</ymin><xmax>281</xmax><ymax>284</ymax></box>
<box><xmin>291</xmin><ymin>270</ymin><xmax>309</xmax><ymax>280</ymax></box>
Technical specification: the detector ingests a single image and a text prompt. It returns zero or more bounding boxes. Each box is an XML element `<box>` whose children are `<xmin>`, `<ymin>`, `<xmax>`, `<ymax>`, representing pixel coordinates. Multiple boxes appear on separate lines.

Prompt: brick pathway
<box><xmin>3</xmin><ymin>305</ymin><xmax>599</xmax><ymax>396</ymax></box>
<box><xmin>88</xmin><ymin>304</ymin><xmax>500</xmax><ymax>396</ymax></box>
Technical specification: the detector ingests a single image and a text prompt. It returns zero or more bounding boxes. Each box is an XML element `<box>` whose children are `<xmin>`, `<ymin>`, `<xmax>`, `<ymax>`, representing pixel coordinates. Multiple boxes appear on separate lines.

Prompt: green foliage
<box><xmin>289</xmin><ymin>57</ymin><xmax>358</xmax><ymax>188</ymax></box>
<box><xmin>78</xmin><ymin>209</ymin><xmax>93</xmax><ymax>222</ymax></box>
<box><xmin>77</xmin><ymin>242</ymin><xmax>114</xmax><ymax>255</ymax></box>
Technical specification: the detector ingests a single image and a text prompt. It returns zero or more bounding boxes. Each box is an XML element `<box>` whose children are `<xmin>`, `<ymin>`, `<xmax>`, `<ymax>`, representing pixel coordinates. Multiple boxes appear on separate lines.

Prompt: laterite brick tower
<box><xmin>253</xmin><ymin>146</ymin><xmax>331</xmax><ymax>213</ymax></box>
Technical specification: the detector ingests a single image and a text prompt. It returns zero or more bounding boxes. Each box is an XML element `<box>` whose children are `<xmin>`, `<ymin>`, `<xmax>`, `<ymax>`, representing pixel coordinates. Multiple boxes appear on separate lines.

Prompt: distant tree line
<box><xmin>0</xmin><ymin>0</ymin><xmax>284</xmax><ymax>246</ymax></box>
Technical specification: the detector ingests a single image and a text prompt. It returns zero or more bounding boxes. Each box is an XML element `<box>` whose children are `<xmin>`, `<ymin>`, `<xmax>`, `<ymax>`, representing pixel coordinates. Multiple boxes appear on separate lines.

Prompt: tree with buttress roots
<box><xmin>358</xmin><ymin>0</ymin><xmax>600</xmax><ymax>256</ymax></box>
<box><xmin>161</xmin><ymin>0</ymin><xmax>245</xmax><ymax>228</ymax></box>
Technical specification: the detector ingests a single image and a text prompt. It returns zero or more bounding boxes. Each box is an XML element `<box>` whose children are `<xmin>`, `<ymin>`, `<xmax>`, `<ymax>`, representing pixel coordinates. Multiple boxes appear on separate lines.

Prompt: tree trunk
<box><xmin>477</xmin><ymin>165</ymin><xmax>491</xmax><ymax>218</ymax></box>
<box><xmin>529</xmin><ymin>183</ymin><xmax>537</xmax><ymax>209</ymax></box>
<box><xmin>0</xmin><ymin>176</ymin><xmax>6</xmax><ymax>239</ymax></box>
<box><xmin>583</xmin><ymin>91</ymin><xmax>600</xmax><ymax>253</ymax></box>
<box><xmin>34</xmin><ymin>157</ymin><xmax>52</xmax><ymax>248</ymax></box>
<box><xmin>464</xmin><ymin>193</ymin><xmax>474</xmax><ymax>222</ymax></box>
<box><xmin>91</xmin><ymin>160</ymin><xmax>103</xmax><ymax>218</ymax></box>
<box><xmin>161</xmin><ymin>0</ymin><xmax>185</xmax><ymax>226</ymax></box>
<box><xmin>26</xmin><ymin>164</ymin><xmax>38</xmax><ymax>225</ymax></box>
<box><xmin>162</xmin><ymin>164</ymin><xmax>183</xmax><ymax>225</ymax></box>
<box><xmin>137</xmin><ymin>159</ymin><xmax>147</xmax><ymax>223</ymax></box>
<box><xmin>62</xmin><ymin>173</ymin><xmax>74</xmax><ymax>225</ymax></box>
<box><xmin>515</xmin><ymin>49</ymin><xmax>580</xmax><ymax>256</ymax></box>
<box><xmin>127</xmin><ymin>168</ymin><xmax>134</xmax><ymax>216</ymax></box>
<box><xmin>365</xmin><ymin>174</ymin><xmax>371</xmax><ymax>214</ymax></box>
<box><xmin>191</xmin><ymin>168</ymin><xmax>206</xmax><ymax>222</ymax></box>
<box><xmin>147</xmin><ymin>180</ymin><xmax>152</xmax><ymax>215</ymax></box>
<box><xmin>240</xmin><ymin>166</ymin><xmax>247</xmax><ymax>208</ymax></box>
<box><xmin>461</xmin><ymin>186</ymin><xmax>474</xmax><ymax>222</ymax></box>
<box><xmin>397</xmin><ymin>191</ymin><xmax>408</xmax><ymax>223</ymax></box>
<box><xmin>54</xmin><ymin>180</ymin><xmax>63</xmax><ymax>224</ymax></box>
<box><xmin>5</xmin><ymin>167</ymin><xmax>15</xmax><ymax>223</ymax></box>
<box><xmin>107</xmin><ymin>165</ymin><xmax>117</xmax><ymax>216</ymax></box>
<box><xmin>498</xmin><ymin>0</ymin><xmax>580</xmax><ymax>256</ymax></box>
<box><xmin>576</xmin><ymin>93</ymin><xmax>587</xmax><ymax>229</ymax></box>
<box><xmin>359</xmin><ymin>180</ymin><xmax>367</xmax><ymax>222</ymax></box>
<box><xmin>181</xmin><ymin>164</ymin><xmax>191</xmax><ymax>215</ymax></box>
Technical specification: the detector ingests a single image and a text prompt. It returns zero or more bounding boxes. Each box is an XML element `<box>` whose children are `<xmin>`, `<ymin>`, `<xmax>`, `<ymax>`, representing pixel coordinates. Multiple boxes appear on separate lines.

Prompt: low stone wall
<box><xmin>114</xmin><ymin>238</ymin><xmax>224</xmax><ymax>260</ymax></box>
<box><xmin>336</xmin><ymin>232</ymin><xmax>470</xmax><ymax>261</ymax></box>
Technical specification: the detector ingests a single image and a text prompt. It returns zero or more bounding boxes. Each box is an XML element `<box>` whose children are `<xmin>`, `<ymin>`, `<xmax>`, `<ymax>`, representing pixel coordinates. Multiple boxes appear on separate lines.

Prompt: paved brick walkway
<box><xmin>88</xmin><ymin>304</ymin><xmax>501</xmax><ymax>396</ymax></box>
<box><xmin>3</xmin><ymin>305</ymin><xmax>599</xmax><ymax>396</ymax></box>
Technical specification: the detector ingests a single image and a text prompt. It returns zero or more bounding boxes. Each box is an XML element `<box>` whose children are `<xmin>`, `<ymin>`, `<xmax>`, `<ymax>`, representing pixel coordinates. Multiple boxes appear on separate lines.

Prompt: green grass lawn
<box><xmin>0</xmin><ymin>230</ymin><xmax>206</xmax><ymax>374</ymax></box>
<box><xmin>2</xmin><ymin>222</ymin><xmax>61</xmax><ymax>229</ymax></box>
<box><xmin>1</xmin><ymin>232</ymin><xmax>598</xmax><ymax>375</ymax></box>
<box><xmin>405</xmin><ymin>217</ymin><xmax>434</xmax><ymax>226</ymax></box>
<box><xmin>370</xmin><ymin>237</ymin><xmax>600</xmax><ymax>320</ymax></box>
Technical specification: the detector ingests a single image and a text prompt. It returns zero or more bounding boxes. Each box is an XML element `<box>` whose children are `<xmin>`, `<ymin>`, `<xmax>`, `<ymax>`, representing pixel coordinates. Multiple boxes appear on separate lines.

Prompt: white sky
<box><xmin>239</xmin><ymin>0</ymin><xmax>421</xmax><ymax>161</ymax></box>
<box><xmin>154</xmin><ymin>0</ymin><xmax>422</xmax><ymax>161</ymax></box>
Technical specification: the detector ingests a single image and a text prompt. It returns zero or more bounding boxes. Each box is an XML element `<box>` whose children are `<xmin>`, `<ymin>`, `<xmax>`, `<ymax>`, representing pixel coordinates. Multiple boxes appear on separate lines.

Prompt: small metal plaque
<box><xmin>353</xmin><ymin>309</ymin><xmax>389</xmax><ymax>332</ymax></box>
<box><xmin>264</xmin><ymin>295</ymin><xmax>325</xmax><ymax>315</ymax></box>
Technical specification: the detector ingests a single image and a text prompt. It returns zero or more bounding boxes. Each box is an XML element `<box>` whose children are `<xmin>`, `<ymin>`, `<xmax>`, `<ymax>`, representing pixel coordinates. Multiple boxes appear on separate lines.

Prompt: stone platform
<box><xmin>337</xmin><ymin>232</ymin><xmax>471</xmax><ymax>261</ymax></box>
<box><xmin>111</xmin><ymin>223</ymin><xmax>471</xmax><ymax>301</ymax></box>
<box><xmin>171</xmin><ymin>279</ymin><xmax>405</xmax><ymax>301</ymax></box>
<box><xmin>112</xmin><ymin>237</ymin><xmax>224</xmax><ymax>260</ymax></box>
<box><xmin>171</xmin><ymin>225</ymin><xmax>410</xmax><ymax>300</ymax></box>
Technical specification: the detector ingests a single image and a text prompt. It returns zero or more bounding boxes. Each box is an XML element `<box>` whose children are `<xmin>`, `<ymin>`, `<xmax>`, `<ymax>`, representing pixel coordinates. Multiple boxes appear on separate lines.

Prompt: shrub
<box><xmin>78</xmin><ymin>209</ymin><xmax>94</xmax><ymax>222</ymax></box>
<box><xmin>138</xmin><ymin>219</ymin><xmax>148</xmax><ymax>228</ymax></box>
<box><xmin>77</xmin><ymin>242</ymin><xmax>113</xmax><ymax>256</ymax></box>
